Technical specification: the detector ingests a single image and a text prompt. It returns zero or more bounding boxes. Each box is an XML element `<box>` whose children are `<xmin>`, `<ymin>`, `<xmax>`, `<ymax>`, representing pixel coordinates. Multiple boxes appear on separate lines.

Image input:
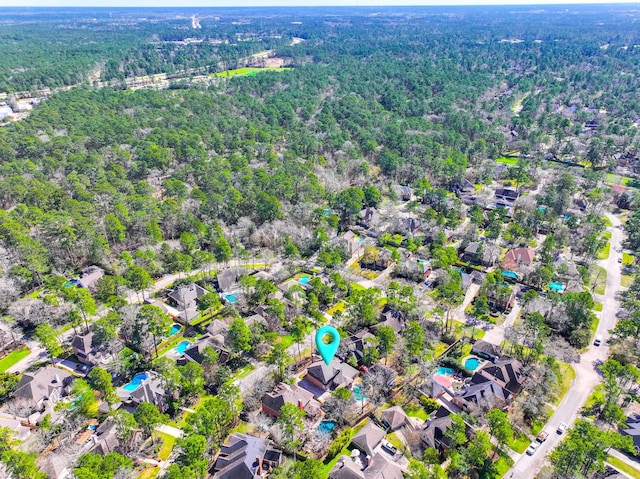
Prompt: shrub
<box><xmin>326</xmin><ymin>427</ymin><xmax>353</xmax><ymax>461</ymax></box>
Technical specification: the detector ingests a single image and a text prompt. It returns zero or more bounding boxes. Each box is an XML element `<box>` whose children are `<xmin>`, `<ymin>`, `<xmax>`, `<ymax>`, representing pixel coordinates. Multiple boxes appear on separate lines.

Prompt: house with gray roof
<box><xmin>261</xmin><ymin>382</ymin><xmax>321</xmax><ymax>418</ymax></box>
<box><xmin>119</xmin><ymin>372</ymin><xmax>169</xmax><ymax>413</ymax></box>
<box><xmin>351</xmin><ymin>422</ymin><xmax>386</xmax><ymax>457</ymax></box>
<box><xmin>471</xmin><ymin>340</ymin><xmax>501</xmax><ymax>362</ymax></box>
<box><xmin>76</xmin><ymin>265</ymin><xmax>105</xmax><ymax>291</ymax></box>
<box><xmin>381</xmin><ymin>405</ymin><xmax>412</xmax><ymax>432</ymax></box>
<box><xmin>329</xmin><ymin>453</ymin><xmax>403</xmax><ymax>479</ymax></box>
<box><xmin>305</xmin><ymin>357</ymin><xmax>359</xmax><ymax>393</ymax></box>
<box><xmin>462</xmin><ymin>241</ymin><xmax>502</xmax><ymax>267</ymax></box>
<box><xmin>371</xmin><ymin>305</ymin><xmax>406</xmax><ymax>334</ymax></box>
<box><xmin>621</xmin><ymin>413</ymin><xmax>640</xmax><ymax>455</ymax></box>
<box><xmin>215</xmin><ymin>268</ymin><xmax>246</xmax><ymax>293</ymax></box>
<box><xmin>452</xmin><ymin>378</ymin><xmax>512</xmax><ymax>411</ymax></box>
<box><xmin>14</xmin><ymin>367</ymin><xmax>73</xmax><ymax>409</ymax></box>
<box><xmin>478</xmin><ymin>358</ymin><xmax>525</xmax><ymax>395</ymax></box>
<box><xmin>178</xmin><ymin>334</ymin><xmax>231</xmax><ymax>366</ymax></box>
<box><xmin>212</xmin><ymin>433</ymin><xmax>282</xmax><ymax>479</ymax></box>
<box><xmin>167</xmin><ymin>283</ymin><xmax>208</xmax><ymax>324</ymax></box>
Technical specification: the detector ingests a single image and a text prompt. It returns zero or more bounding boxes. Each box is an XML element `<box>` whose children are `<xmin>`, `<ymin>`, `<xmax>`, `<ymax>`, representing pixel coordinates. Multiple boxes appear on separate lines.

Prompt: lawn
<box><xmin>496</xmin><ymin>156</ymin><xmax>519</xmax><ymax>165</ymax></box>
<box><xmin>593</xmin><ymin>302</ymin><xmax>603</xmax><ymax>312</ymax></box>
<box><xmin>622</xmin><ymin>275</ymin><xmax>634</xmax><ymax>287</ymax></box>
<box><xmin>137</xmin><ymin>467</ymin><xmax>160</xmax><ymax>479</ymax></box>
<box><xmin>597</xmin><ymin>241</ymin><xmax>611</xmax><ymax>260</ymax></box>
<box><xmin>589</xmin><ymin>265</ymin><xmax>607</xmax><ymax>295</ymax></box>
<box><xmin>403</xmin><ymin>402</ymin><xmax>429</xmax><ymax>421</ymax></box>
<box><xmin>553</xmin><ymin>361</ymin><xmax>576</xmax><ymax>406</ymax></box>
<box><xmin>0</xmin><ymin>347</ymin><xmax>30</xmax><ymax>372</ymax></box>
<box><xmin>608</xmin><ymin>455</ymin><xmax>640</xmax><ymax>479</ymax></box>
<box><xmin>321</xmin><ymin>422</ymin><xmax>367</xmax><ymax>478</ymax></box>
<box><xmin>603</xmin><ymin>216</ymin><xmax>613</xmax><ymax>227</ymax></box>
<box><xmin>494</xmin><ymin>454</ymin><xmax>514</xmax><ymax>477</ymax></box>
<box><xmin>211</xmin><ymin>67</ymin><xmax>292</xmax><ymax>77</ymax></box>
<box><xmin>606</xmin><ymin>173</ymin><xmax>632</xmax><ymax>186</ymax></box>
<box><xmin>623</xmin><ymin>252</ymin><xmax>634</xmax><ymax>266</ymax></box>
<box><xmin>507</xmin><ymin>432</ymin><xmax>530</xmax><ymax>454</ymax></box>
<box><xmin>154</xmin><ymin>431</ymin><xmax>176</xmax><ymax>461</ymax></box>
<box><xmin>327</xmin><ymin>301</ymin><xmax>346</xmax><ymax>316</ymax></box>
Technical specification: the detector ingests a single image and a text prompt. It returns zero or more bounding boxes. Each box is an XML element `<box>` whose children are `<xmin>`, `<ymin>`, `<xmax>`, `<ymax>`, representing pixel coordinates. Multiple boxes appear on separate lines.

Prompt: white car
<box><xmin>557</xmin><ymin>422</ymin><xmax>567</xmax><ymax>434</ymax></box>
<box><xmin>526</xmin><ymin>442</ymin><xmax>540</xmax><ymax>455</ymax></box>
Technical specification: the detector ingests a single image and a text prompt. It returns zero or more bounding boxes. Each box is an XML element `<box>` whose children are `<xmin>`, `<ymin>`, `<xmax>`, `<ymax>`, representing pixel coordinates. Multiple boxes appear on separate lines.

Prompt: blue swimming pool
<box><xmin>123</xmin><ymin>373</ymin><xmax>148</xmax><ymax>392</ymax></box>
<box><xmin>464</xmin><ymin>357</ymin><xmax>481</xmax><ymax>371</ymax></box>
<box><xmin>64</xmin><ymin>279</ymin><xmax>78</xmax><ymax>288</ymax></box>
<box><xmin>299</xmin><ymin>276</ymin><xmax>311</xmax><ymax>285</ymax></box>
<box><xmin>502</xmin><ymin>270</ymin><xmax>518</xmax><ymax>280</ymax></box>
<box><xmin>318</xmin><ymin>420</ymin><xmax>337</xmax><ymax>435</ymax></box>
<box><xmin>548</xmin><ymin>281</ymin><xmax>564</xmax><ymax>292</ymax></box>
<box><xmin>169</xmin><ymin>324</ymin><xmax>181</xmax><ymax>336</ymax></box>
<box><xmin>435</xmin><ymin>367</ymin><xmax>454</xmax><ymax>376</ymax></box>
<box><xmin>175</xmin><ymin>341</ymin><xmax>190</xmax><ymax>354</ymax></box>
<box><xmin>223</xmin><ymin>293</ymin><xmax>238</xmax><ymax>303</ymax></box>
<box><xmin>353</xmin><ymin>384</ymin><xmax>367</xmax><ymax>401</ymax></box>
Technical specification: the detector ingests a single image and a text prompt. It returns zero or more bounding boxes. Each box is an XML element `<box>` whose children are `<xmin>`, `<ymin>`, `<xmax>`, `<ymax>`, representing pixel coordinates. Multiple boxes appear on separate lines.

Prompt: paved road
<box><xmin>507</xmin><ymin>213</ymin><xmax>625</xmax><ymax>478</ymax></box>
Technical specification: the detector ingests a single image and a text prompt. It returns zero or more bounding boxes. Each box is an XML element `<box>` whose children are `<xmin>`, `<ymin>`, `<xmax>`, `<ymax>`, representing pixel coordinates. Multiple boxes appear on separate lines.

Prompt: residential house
<box><xmin>71</xmin><ymin>332</ymin><xmax>112</xmax><ymax>366</ymax></box>
<box><xmin>167</xmin><ymin>282</ymin><xmax>208</xmax><ymax>324</ymax></box>
<box><xmin>471</xmin><ymin>340</ymin><xmax>501</xmax><ymax>362</ymax></box>
<box><xmin>38</xmin><ymin>455</ymin><xmax>71</xmax><ymax>479</ymax></box>
<box><xmin>357</xmin><ymin>208</ymin><xmax>381</xmax><ymax>229</ymax></box>
<box><xmin>120</xmin><ymin>372</ymin><xmax>170</xmax><ymax>413</ymax></box>
<box><xmin>395</xmin><ymin>258</ymin><xmax>431</xmax><ymax>282</ymax></box>
<box><xmin>462</xmin><ymin>241</ymin><xmax>502</xmax><ymax>267</ymax></box>
<box><xmin>0</xmin><ymin>328</ymin><xmax>19</xmax><ymax>355</ymax></box>
<box><xmin>88</xmin><ymin>420</ymin><xmax>120</xmax><ymax>456</ymax></box>
<box><xmin>76</xmin><ymin>265</ymin><xmax>105</xmax><ymax>291</ymax></box>
<box><xmin>261</xmin><ymin>382</ymin><xmax>321</xmax><ymax>418</ymax></box>
<box><xmin>304</xmin><ymin>357</ymin><xmax>359</xmax><ymax>393</ymax></box>
<box><xmin>452</xmin><ymin>377</ymin><xmax>512</xmax><ymax>411</ymax></box>
<box><xmin>0</xmin><ymin>417</ymin><xmax>31</xmax><ymax>441</ymax></box>
<box><xmin>621</xmin><ymin>413</ymin><xmax>640</xmax><ymax>455</ymax></box>
<box><xmin>360</xmin><ymin>247</ymin><xmax>392</xmax><ymax>271</ymax></box>
<box><xmin>460</xmin><ymin>270</ymin><xmax>486</xmax><ymax>291</ymax></box>
<box><xmin>14</xmin><ymin>367</ymin><xmax>73</xmax><ymax>409</ymax></box>
<box><xmin>329</xmin><ymin>453</ymin><xmax>404</xmax><ymax>479</ymax></box>
<box><xmin>574</xmin><ymin>197</ymin><xmax>588</xmax><ymax>212</ymax></box>
<box><xmin>495</xmin><ymin>188</ymin><xmax>519</xmax><ymax>203</ymax></box>
<box><xmin>381</xmin><ymin>406</ymin><xmax>412</xmax><ymax>432</ymax></box>
<box><xmin>177</xmin><ymin>334</ymin><xmax>231</xmax><ymax>366</ymax></box>
<box><xmin>400</xmin><ymin>186</ymin><xmax>413</xmax><ymax>201</ymax></box>
<box><xmin>502</xmin><ymin>247</ymin><xmax>535</xmax><ymax>271</ymax></box>
<box><xmin>215</xmin><ymin>268</ymin><xmax>245</xmax><ymax>293</ymax></box>
<box><xmin>372</xmin><ymin>305</ymin><xmax>406</xmax><ymax>334</ymax></box>
<box><xmin>146</xmin><ymin>299</ymin><xmax>181</xmax><ymax>319</ymax></box>
<box><xmin>420</xmin><ymin>406</ymin><xmax>457</xmax><ymax>452</ymax></box>
<box><xmin>340</xmin><ymin>231</ymin><xmax>363</xmax><ymax>256</ymax></box>
<box><xmin>351</xmin><ymin>422</ymin><xmax>386</xmax><ymax>456</ymax></box>
<box><xmin>478</xmin><ymin>358</ymin><xmax>525</xmax><ymax>395</ymax></box>
<box><xmin>344</xmin><ymin>330</ymin><xmax>376</xmax><ymax>365</ymax></box>
<box><xmin>584</xmin><ymin>120</ymin><xmax>600</xmax><ymax>130</ymax></box>
<box><xmin>212</xmin><ymin>433</ymin><xmax>283</xmax><ymax>479</ymax></box>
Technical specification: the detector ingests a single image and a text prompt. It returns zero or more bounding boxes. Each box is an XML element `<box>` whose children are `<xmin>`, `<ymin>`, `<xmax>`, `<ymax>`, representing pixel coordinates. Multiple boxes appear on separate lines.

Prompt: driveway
<box><xmin>507</xmin><ymin>212</ymin><xmax>626</xmax><ymax>478</ymax></box>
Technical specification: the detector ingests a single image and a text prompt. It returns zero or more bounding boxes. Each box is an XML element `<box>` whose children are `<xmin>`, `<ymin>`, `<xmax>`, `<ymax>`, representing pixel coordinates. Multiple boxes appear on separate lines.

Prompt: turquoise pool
<box><xmin>464</xmin><ymin>357</ymin><xmax>482</xmax><ymax>371</ymax></box>
<box><xmin>548</xmin><ymin>281</ymin><xmax>564</xmax><ymax>292</ymax></box>
<box><xmin>318</xmin><ymin>420</ymin><xmax>337</xmax><ymax>435</ymax></box>
<box><xmin>123</xmin><ymin>373</ymin><xmax>148</xmax><ymax>392</ymax></box>
<box><xmin>299</xmin><ymin>276</ymin><xmax>311</xmax><ymax>285</ymax></box>
<box><xmin>169</xmin><ymin>324</ymin><xmax>181</xmax><ymax>336</ymax></box>
<box><xmin>223</xmin><ymin>293</ymin><xmax>238</xmax><ymax>303</ymax></box>
<box><xmin>502</xmin><ymin>270</ymin><xmax>518</xmax><ymax>280</ymax></box>
<box><xmin>435</xmin><ymin>367</ymin><xmax>454</xmax><ymax>376</ymax></box>
<box><xmin>175</xmin><ymin>341</ymin><xmax>190</xmax><ymax>354</ymax></box>
<box><xmin>353</xmin><ymin>384</ymin><xmax>367</xmax><ymax>401</ymax></box>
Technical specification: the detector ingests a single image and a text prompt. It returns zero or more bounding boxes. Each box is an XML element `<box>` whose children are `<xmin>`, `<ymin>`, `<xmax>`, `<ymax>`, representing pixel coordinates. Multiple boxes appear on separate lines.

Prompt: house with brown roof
<box><xmin>452</xmin><ymin>377</ymin><xmax>512</xmax><ymax>412</ymax></box>
<box><xmin>351</xmin><ymin>422</ymin><xmax>386</xmax><ymax>456</ymax></box>
<box><xmin>261</xmin><ymin>382</ymin><xmax>321</xmax><ymax>418</ymax></box>
<box><xmin>502</xmin><ymin>247</ymin><xmax>535</xmax><ymax>271</ymax></box>
<box><xmin>371</xmin><ymin>305</ymin><xmax>406</xmax><ymax>334</ymax></box>
<box><xmin>177</xmin><ymin>334</ymin><xmax>231</xmax><ymax>366</ymax></box>
<box><xmin>304</xmin><ymin>358</ymin><xmax>359</xmax><ymax>393</ymax></box>
<box><xmin>14</xmin><ymin>367</ymin><xmax>73</xmax><ymax>409</ymax></box>
<box><xmin>212</xmin><ymin>433</ymin><xmax>283</xmax><ymax>479</ymax></box>
<box><xmin>329</xmin><ymin>453</ymin><xmax>403</xmax><ymax>479</ymax></box>
<box><xmin>381</xmin><ymin>405</ymin><xmax>412</xmax><ymax>432</ymax></box>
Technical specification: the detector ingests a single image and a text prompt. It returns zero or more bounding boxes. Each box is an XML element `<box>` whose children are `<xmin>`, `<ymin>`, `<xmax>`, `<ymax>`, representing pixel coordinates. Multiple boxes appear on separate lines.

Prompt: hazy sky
<box><xmin>1</xmin><ymin>0</ymin><xmax>639</xmax><ymax>7</ymax></box>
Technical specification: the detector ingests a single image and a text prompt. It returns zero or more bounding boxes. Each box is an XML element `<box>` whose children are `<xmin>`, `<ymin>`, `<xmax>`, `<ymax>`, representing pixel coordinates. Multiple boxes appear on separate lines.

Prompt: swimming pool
<box><xmin>223</xmin><ymin>293</ymin><xmax>238</xmax><ymax>303</ymax></box>
<box><xmin>502</xmin><ymin>270</ymin><xmax>518</xmax><ymax>280</ymax></box>
<box><xmin>353</xmin><ymin>384</ymin><xmax>367</xmax><ymax>401</ymax></box>
<box><xmin>435</xmin><ymin>367</ymin><xmax>454</xmax><ymax>376</ymax></box>
<box><xmin>299</xmin><ymin>276</ymin><xmax>311</xmax><ymax>285</ymax></box>
<box><xmin>548</xmin><ymin>281</ymin><xmax>564</xmax><ymax>292</ymax></box>
<box><xmin>123</xmin><ymin>373</ymin><xmax>148</xmax><ymax>392</ymax></box>
<box><xmin>169</xmin><ymin>324</ymin><xmax>181</xmax><ymax>336</ymax></box>
<box><xmin>464</xmin><ymin>357</ymin><xmax>482</xmax><ymax>371</ymax></box>
<box><xmin>175</xmin><ymin>341</ymin><xmax>190</xmax><ymax>354</ymax></box>
<box><xmin>317</xmin><ymin>420</ymin><xmax>337</xmax><ymax>435</ymax></box>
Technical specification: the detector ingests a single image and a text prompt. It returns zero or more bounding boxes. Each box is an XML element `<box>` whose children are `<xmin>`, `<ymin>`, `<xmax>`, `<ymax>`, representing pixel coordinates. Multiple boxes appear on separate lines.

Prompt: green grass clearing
<box><xmin>137</xmin><ymin>467</ymin><xmax>160</xmax><ymax>479</ymax></box>
<box><xmin>211</xmin><ymin>67</ymin><xmax>291</xmax><ymax>77</ymax></box>
<box><xmin>0</xmin><ymin>347</ymin><xmax>30</xmax><ymax>372</ymax></box>
<box><xmin>154</xmin><ymin>431</ymin><xmax>176</xmax><ymax>461</ymax></box>
<box><xmin>496</xmin><ymin>156</ymin><xmax>519</xmax><ymax>165</ymax></box>
<box><xmin>507</xmin><ymin>432</ymin><xmax>530</xmax><ymax>454</ymax></box>
<box><xmin>622</xmin><ymin>275</ymin><xmax>634</xmax><ymax>287</ymax></box>
<box><xmin>494</xmin><ymin>454</ymin><xmax>514</xmax><ymax>477</ymax></box>
<box><xmin>597</xmin><ymin>241</ymin><xmax>611</xmax><ymax>260</ymax></box>
<box><xmin>606</xmin><ymin>173</ymin><xmax>632</xmax><ymax>186</ymax></box>
<box><xmin>589</xmin><ymin>265</ymin><xmax>607</xmax><ymax>295</ymax></box>
<box><xmin>623</xmin><ymin>252</ymin><xmax>634</xmax><ymax>266</ymax></box>
<box><xmin>553</xmin><ymin>361</ymin><xmax>576</xmax><ymax>406</ymax></box>
<box><xmin>327</xmin><ymin>301</ymin><xmax>346</xmax><ymax>315</ymax></box>
<box><xmin>593</xmin><ymin>302</ymin><xmax>603</xmax><ymax>312</ymax></box>
<box><xmin>404</xmin><ymin>403</ymin><xmax>429</xmax><ymax>421</ymax></box>
<box><xmin>607</xmin><ymin>455</ymin><xmax>640</xmax><ymax>479</ymax></box>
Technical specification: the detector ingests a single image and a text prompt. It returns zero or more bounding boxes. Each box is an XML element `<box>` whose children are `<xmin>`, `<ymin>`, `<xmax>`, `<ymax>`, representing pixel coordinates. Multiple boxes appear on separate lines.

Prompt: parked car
<box><xmin>594</xmin><ymin>335</ymin><xmax>602</xmax><ymax>346</ymax></box>
<box><xmin>536</xmin><ymin>431</ymin><xmax>549</xmax><ymax>442</ymax></box>
<box><xmin>381</xmin><ymin>440</ymin><xmax>398</xmax><ymax>455</ymax></box>
<box><xmin>526</xmin><ymin>442</ymin><xmax>540</xmax><ymax>455</ymax></box>
<box><xmin>557</xmin><ymin>422</ymin><xmax>567</xmax><ymax>435</ymax></box>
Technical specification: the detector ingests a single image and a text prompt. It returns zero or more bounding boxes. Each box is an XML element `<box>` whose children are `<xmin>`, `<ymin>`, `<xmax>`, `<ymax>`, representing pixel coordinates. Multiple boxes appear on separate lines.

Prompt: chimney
<box><xmin>298</xmin><ymin>400</ymin><xmax>303</xmax><ymax>411</ymax></box>
<box><xmin>53</xmin><ymin>374</ymin><xmax>60</xmax><ymax>384</ymax></box>
<box><xmin>365</xmin><ymin>455</ymin><xmax>372</xmax><ymax>468</ymax></box>
<box><xmin>255</xmin><ymin>456</ymin><xmax>262</xmax><ymax>476</ymax></box>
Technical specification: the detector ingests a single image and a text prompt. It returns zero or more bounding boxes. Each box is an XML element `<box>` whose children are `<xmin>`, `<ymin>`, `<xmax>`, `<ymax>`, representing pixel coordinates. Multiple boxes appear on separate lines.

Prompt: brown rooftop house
<box><xmin>381</xmin><ymin>405</ymin><xmax>412</xmax><ymax>432</ymax></box>
<box><xmin>212</xmin><ymin>433</ymin><xmax>283</xmax><ymax>479</ymax></box>
<box><xmin>452</xmin><ymin>377</ymin><xmax>512</xmax><ymax>412</ymax></box>
<box><xmin>351</xmin><ymin>422</ymin><xmax>386</xmax><ymax>456</ymax></box>
<box><xmin>71</xmin><ymin>331</ymin><xmax>104</xmax><ymax>366</ymax></box>
<box><xmin>471</xmin><ymin>340</ymin><xmax>501</xmax><ymax>362</ymax></box>
<box><xmin>76</xmin><ymin>265</ymin><xmax>105</xmax><ymax>290</ymax></box>
<box><xmin>345</xmin><ymin>330</ymin><xmax>376</xmax><ymax>366</ymax></box>
<box><xmin>478</xmin><ymin>357</ymin><xmax>525</xmax><ymax>395</ymax></box>
<box><xmin>329</xmin><ymin>453</ymin><xmax>403</xmax><ymax>479</ymax></box>
<box><xmin>14</xmin><ymin>367</ymin><xmax>73</xmax><ymax>409</ymax></box>
<box><xmin>88</xmin><ymin>419</ymin><xmax>121</xmax><ymax>456</ymax></box>
<box><xmin>502</xmin><ymin>247</ymin><xmax>535</xmax><ymax>271</ymax></box>
<box><xmin>261</xmin><ymin>382</ymin><xmax>321</xmax><ymax>418</ymax></box>
<box><xmin>463</xmin><ymin>241</ymin><xmax>502</xmax><ymax>267</ymax></box>
<box><xmin>371</xmin><ymin>305</ymin><xmax>406</xmax><ymax>334</ymax></box>
<box><xmin>305</xmin><ymin>357</ymin><xmax>359</xmax><ymax>393</ymax></box>
<box><xmin>167</xmin><ymin>282</ymin><xmax>208</xmax><ymax>324</ymax></box>
<box><xmin>420</xmin><ymin>406</ymin><xmax>466</xmax><ymax>452</ymax></box>
<box><xmin>177</xmin><ymin>334</ymin><xmax>231</xmax><ymax>366</ymax></box>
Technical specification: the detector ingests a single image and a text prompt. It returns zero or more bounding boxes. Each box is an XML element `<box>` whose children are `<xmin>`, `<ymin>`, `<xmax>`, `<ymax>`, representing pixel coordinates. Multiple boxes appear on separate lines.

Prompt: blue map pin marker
<box><xmin>316</xmin><ymin>325</ymin><xmax>340</xmax><ymax>366</ymax></box>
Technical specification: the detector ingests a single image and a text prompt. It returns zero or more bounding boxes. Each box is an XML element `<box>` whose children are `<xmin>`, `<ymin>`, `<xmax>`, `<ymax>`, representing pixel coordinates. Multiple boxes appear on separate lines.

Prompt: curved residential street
<box><xmin>507</xmin><ymin>213</ymin><xmax>626</xmax><ymax>478</ymax></box>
